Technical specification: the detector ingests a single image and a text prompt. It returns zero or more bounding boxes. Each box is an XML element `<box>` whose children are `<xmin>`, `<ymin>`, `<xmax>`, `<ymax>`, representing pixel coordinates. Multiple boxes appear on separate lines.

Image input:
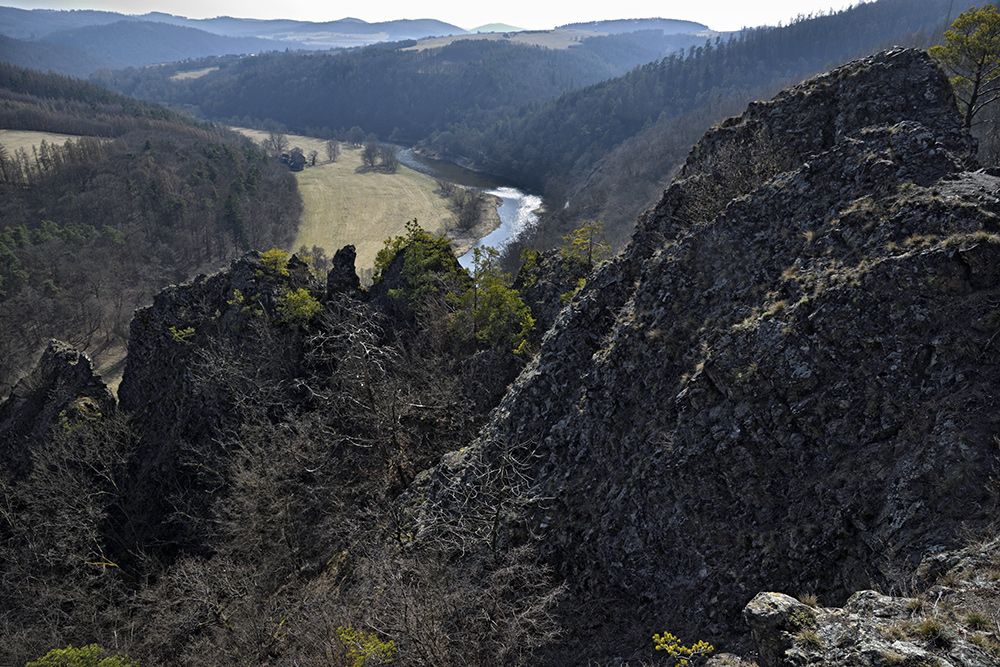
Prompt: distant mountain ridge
<box><xmin>557</xmin><ymin>17</ymin><xmax>710</xmax><ymax>34</ymax></box>
<box><xmin>41</xmin><ymin>20</ymin><xmax>298</xmax><ymax>69</ymax></box>
<box><xmin>0</xmin><ymin>6</ymin><xmax>469</xmax><ymax>48</ymax></box>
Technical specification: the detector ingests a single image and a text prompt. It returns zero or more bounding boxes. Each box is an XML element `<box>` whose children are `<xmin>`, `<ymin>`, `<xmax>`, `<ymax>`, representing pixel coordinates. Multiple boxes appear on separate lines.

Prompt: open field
<box><xmin>235</xmin><ymin>129</ymin><xmax>485</xmax><ymax>273</ymax></box>
<box><xmin>0</xmin><ymin>129</ymin><xmax>90</xmax><ymax>153</ymax></box>
<box><xmin>170</xmin><ymin>66</ymin><xmax>219</xmax><ymax>81</ymax></box>
<box><xmin>404</xmin><ymin>29</ymin><xmax>599</xmax><ymax>52</ymax></box>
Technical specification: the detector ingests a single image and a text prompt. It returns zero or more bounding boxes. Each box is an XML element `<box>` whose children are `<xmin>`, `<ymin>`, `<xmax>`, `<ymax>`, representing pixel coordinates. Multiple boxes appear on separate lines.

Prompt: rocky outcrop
<box><xmin>0</xmin><ymin>339</ymin><xmax>115</xmax><ymax>477</ymax></box>
<box><xmin>745</xmin><ymin>584</ymin><xmax>999</xmax><ymax>667</ymax></box>
<box><xmin>400</xmin><ymin>47</ymin><xmax>1000</xmax><ymax>661</ymax></box>
<box><xmin>327</xmin><ymin>244</ymin><xmax>362</xmax><ymax>297</ymax></box>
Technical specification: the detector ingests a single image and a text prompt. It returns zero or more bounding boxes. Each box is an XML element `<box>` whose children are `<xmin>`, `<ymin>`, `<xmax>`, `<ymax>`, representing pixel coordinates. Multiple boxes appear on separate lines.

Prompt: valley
<box><xmin>3</xmin><ymin>1</ymin><xmax>1000</xmax><ymax>666</ymax></box>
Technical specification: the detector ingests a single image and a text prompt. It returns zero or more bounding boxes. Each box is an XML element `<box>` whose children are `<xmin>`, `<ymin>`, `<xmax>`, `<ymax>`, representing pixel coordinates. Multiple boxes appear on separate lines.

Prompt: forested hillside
<box><xmin>105</xmin><ymin>29</ymin><xmax>709</xmax><ymax>144</ymax></box>
<box><xmin>98</xmin><ymin>0</ymin><xmax>959</xmax><ymax>263</ymax></box>
<box><xmin>0</xmin><ymin>6</ymin><xmax>468</xmax><ymax>52</ymax></box>
<box><xmin>0</xmin><ymin>64</ymin><xmax>300</xmax><ymax>391</ymax></box>
<box><xmin>429</xmin><ymin>0</ymin><xmax>959</xmax><ymax>251</ymax></box>
<box><xmin>40</xmin><ymin>20</ymin><xmax>297</xmax><ymax>69</ymax></box>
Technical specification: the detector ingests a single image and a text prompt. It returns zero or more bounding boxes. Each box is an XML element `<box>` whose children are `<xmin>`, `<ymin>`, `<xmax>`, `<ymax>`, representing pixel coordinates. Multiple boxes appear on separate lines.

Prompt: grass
<box><xmin>170</xmin><ymin>66</ymin><xmax>219</xmax><ymax>81</ymax></box>
<box><xmin>0</xmin><ymin>129</ymin><xmax>91</xmax><ymax>154</ymax></box>
<box><xmin>234</xmin><ymin>129</ymin><xmax>461</xmax><ymax>272</ymax></box>
<box><xmin>404</xmin><ymin>29</ymin><xmax>598</xmax><ymax>52</ymax></box>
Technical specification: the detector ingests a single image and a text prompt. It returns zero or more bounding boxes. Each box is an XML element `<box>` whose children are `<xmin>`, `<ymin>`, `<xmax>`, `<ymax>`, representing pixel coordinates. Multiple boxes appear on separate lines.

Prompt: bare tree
<box><xmin>378</xmin><ymin>144</ymin><xmax>399</xmax><ymax>173</ymax></box>
<box><xmin>362</xmin><ymin>139</ymin><xmax>380</xmax><ymax>170</ymax></box>
<box><xmin>325</xmin><ymin>140</ymin><xmax>340</xmax><ymax>163</ymax></box>
<box><xmin>263</xmin><ymin>131</ymin><xmax>289</xmax><ymax>157</ymax></box>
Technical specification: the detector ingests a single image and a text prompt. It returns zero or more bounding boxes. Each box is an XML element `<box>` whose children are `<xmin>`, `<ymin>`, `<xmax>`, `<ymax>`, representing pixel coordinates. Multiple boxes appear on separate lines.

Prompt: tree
<box><xmin>930</xmin><ymin>5</ymin><xmax>1000</xmax><ymax>128</ymax></box>
<box><xmin>456</xmin><ymin>246</ymin><xmax>535</xmax><ymax>354</ymax></box>
<box><xmin>308</xmin><ymin>149</ymin><xmax>319</xmax><ymax>166</ymax></box>
<box><xmin>378</xmin><ymin>143</ymin><xmax>399</xmax><ymax>173</ymax></box>
<box><xmin>263</xmin><ymin>131</ymin><xmax>289</xmax><ymax>156</ymax></box>
<box><xmin>453</xmin><ymin>189</ymin><xmax>485</xmax><ymax>231</ymax></box>
<box><xmin>326</xmin><ymin>139</ymin><xmax>340</xmax><ymax>162</ymax></box>
<box><xmin>560</xmin><ymin>220</ymin><xmax>610</xmax><ymax>270</ymax></box>
<box><xmin>362</xmin><ymin>139</ymin><xmax>380</xmax><ymax>170</ymax></box>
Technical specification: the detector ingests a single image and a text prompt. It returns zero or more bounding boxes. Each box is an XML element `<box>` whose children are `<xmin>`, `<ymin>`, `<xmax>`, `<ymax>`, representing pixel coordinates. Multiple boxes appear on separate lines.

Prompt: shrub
<box><xmin>276</xmin><ymin>287</ymin><xmax>322</xmax><ymax>324</ymax></box>
<box><xmin>653</xmin><ymin>631</ymin><xmax>714</xmax><ymax>665</ymax></box>
<box><xmin>260</xmin><ymin>247</ymin><xmax>290</xmax><ymax>276</ymax></box>
<box><xmin>336</xmin><ymin>626</ymin><xmax>396</xmax><ymax>667</ymax></box>
<box><xmin>27</xmin><ymin>644</ymin><xmax>139</xmax><ymax>667</ymax></box>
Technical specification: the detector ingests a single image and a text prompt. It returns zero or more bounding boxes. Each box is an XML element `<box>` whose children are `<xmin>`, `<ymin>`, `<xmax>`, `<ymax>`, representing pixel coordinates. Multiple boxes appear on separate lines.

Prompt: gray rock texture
<box><xmin>0</xmin><ymin>339</ymin><xmax>115</xmax><ymax>477</ymax></box>
<box><xmin>400</xmin><ymin>48</ymin><xmax>1000</xmax><ymax>660</ymax></box>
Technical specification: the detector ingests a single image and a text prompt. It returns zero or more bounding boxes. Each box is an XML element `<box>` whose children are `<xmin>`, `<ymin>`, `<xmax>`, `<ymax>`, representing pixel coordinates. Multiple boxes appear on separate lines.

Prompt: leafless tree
<box><xmin>263</xmin><ymin>131</ymin><xmax>289</xmax><ymax>157</ymax></box>
<box><xmin>325</xmin><ymin>139</ymin><xmax>340</xmax><ymax>162</ymax></box>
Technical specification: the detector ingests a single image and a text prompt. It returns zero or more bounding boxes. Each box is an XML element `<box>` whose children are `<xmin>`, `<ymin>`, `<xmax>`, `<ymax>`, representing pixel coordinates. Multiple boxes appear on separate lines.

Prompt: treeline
<box><xmin>0</xmin><ymin>64</ymin><xmax>301</xmax><ymax>391</ymax></box>
<box><xmin>104</xmin><ymin>31</ymin><xmax>708</xmax><ymax>145</ymax></box>
<box><xmin>430</xmin><ymin>0</ymin><xmax>957</xmax><ymax>195</ymax></box>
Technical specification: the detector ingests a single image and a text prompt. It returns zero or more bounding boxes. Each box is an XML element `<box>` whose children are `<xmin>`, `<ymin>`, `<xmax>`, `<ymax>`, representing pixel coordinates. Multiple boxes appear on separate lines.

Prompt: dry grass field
<box><xmin>236</xmin><ymin>129</ymin><xmax>463</xmax><ymax>272</ymax></box>
<box><xmin>170</xmin><ymin>66</ymin><xmax>219</xmax><ymax>81</ymax></box>
<box><xmin>0</xmin><ymin>129</ymin><xmax>91</xmax><ymax>153</ymax></box>
<box><xmin>404</xmin><ymin>29</ymin><xmax>599</xmax><ymax>52</ymax></box>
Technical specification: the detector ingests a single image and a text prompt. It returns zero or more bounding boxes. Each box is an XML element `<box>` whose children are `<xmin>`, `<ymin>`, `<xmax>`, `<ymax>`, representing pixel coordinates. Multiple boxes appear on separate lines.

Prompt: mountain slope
<box><xmin>40</xmin><ymin>20</ymin><xmax>297</xmax><ymax>70</ymax></box>
<box><xmin>401</xmin><ymin>48</ymin><xmax>1000</xmax><ymax>662</ymax></box>
<box><xmin>3</xmin><ymin>47</ymin><xmax>1000</xmax><ymax>667</ymax></box>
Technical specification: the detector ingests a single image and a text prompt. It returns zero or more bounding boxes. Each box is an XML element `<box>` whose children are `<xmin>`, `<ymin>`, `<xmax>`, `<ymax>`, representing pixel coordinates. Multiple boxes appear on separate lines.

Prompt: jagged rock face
<box><xmin>119</xmin><ymin>252</ymin><xmax>320</xmax><ymax>441</ymax></box>
<box><xmin>402</xmin><ymin>48</ymin><xmax>1000</xmax><ymax>659</ymax></box>
<box><xmin>745</xmin><ymin>588</ymin><xmax>998</xmax><ymax>667</ymax></box>
<box><xmin>0</xmin><ymin>339</ymin><xmax>115</xmax><ymax>477</ymax></box>
<box><xmin>327</xmin><ymin>244</ymin><xmax>362</xmax><ymax>297</ymax></box>
<box><xmin>513</xmin><ymin>248</ymin><xmax>591</xmax><ymax>342</ymax></box>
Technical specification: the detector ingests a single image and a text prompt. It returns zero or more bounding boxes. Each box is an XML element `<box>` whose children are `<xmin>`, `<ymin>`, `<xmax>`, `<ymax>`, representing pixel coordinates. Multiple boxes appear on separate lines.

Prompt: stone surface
<box><xmin>399</xmin><ymin>48</ymin><xmax>1000</xmax><ymax>661</ymax></box>
<box><xmin>745</xmin><ymin>587</ymin><xmax>999</xmax><ymax>667</ymax></box>
<box><xmin>327</xmin><ymin>244</ymin><xmax>362</xmax><ymax>297</ymax></box>
<box><xmin>0</xmin><ymin>339</ymin><xmax>115</xmax><ymax>477</ymax></box>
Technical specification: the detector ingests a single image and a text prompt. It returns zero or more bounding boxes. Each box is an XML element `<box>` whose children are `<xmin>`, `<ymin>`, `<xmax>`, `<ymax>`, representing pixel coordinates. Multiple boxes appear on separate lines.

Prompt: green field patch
<box><xmin>235</xmin><ymin>129</ymin><xmax>473</xmax><ymax>273</ymax></box>
<box><xmin>0</xmin><ymin>129</ymin><xmax>91</xmax><ymax>154</ymax></box>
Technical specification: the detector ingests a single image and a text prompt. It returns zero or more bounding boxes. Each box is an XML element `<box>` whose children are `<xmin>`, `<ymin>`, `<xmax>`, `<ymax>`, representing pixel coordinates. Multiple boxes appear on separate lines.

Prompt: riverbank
<box><xmin>445</xmin><ymin>192</ymin><xmax>503</xmax><ymax>257</ymax></box>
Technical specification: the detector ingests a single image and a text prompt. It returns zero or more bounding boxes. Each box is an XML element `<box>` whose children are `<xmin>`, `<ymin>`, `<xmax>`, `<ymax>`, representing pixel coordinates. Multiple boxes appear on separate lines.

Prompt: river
<box><xmin>397</xmin><ymin>149</ymin><xmax>541</xmax><ymax>268</ymax></box>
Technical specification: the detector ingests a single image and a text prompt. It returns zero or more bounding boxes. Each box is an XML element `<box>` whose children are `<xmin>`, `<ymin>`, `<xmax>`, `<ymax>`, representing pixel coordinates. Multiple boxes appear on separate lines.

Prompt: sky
<box><xmin>3</xmin><ymin>0</ymin><xmax>871</xmax><ymax>32</ymax></box>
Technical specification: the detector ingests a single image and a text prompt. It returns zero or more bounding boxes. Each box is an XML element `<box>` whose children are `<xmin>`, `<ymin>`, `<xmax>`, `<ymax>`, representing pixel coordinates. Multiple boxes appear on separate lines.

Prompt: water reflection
<box><xmin>397</xmin><ymin>149</ymin><xmax>540</xmax><ymax>266</ymax></box>
<box><xmin>459</xmin><ymin>187</ymin><xmax>542</xmax><ymax>268</ymax></box>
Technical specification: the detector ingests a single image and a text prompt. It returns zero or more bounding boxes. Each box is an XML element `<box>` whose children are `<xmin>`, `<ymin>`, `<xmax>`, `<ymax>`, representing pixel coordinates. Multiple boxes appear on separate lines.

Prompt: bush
<box><xmin>276</xmin><ymin>287</ymin><xmax>322</xmax><ymax>324</ymax></box>
<box><xmin>27</xmin><ymin>644</ymin><xmax>139</xmax><ymax>667</ymax></box>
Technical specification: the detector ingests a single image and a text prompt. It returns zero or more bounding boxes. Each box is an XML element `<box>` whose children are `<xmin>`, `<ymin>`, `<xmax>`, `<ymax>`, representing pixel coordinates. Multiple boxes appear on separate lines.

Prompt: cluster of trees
<box><xmin>102</xmin><ymin>29</ymin><xmax>706</xmax><ymax>147</ymax></box>
<box><xmin>0</xmin><ymin>220</ymin><xmax>587</xmax><ymax>663</ymax></box>
<box><xmin>0</xmin><ymin>64</ymin><xmax>301</xmax><ymax>391</ymax></box>
<box><xmin>361</xmin><ymin>137</ymin><xmax>398</xmax><ymax>172</ymax></box>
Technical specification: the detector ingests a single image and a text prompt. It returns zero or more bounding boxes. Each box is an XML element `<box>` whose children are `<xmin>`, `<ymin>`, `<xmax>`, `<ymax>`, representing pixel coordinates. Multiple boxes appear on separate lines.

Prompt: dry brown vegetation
<box><xmin>235</xmin><ymin>129</ymin><xmax>464</xmax><ymax>271</ymax></box>
<box><xmin>0</xmin><ymin>129</ymin><xmax>93</xmax><ymax>153</ymax></box>
<box><xmin>404</xmin><ymin>29</ymin><xmax>601</xmax><ymax>52</ymax></box>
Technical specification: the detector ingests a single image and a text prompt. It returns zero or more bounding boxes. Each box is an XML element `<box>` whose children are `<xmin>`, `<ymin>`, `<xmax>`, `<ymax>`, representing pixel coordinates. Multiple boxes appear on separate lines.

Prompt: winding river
<box><xmin>397</xmin><ymin>149</ymin><xmax>541</xmax><ymax>268</ymax></box>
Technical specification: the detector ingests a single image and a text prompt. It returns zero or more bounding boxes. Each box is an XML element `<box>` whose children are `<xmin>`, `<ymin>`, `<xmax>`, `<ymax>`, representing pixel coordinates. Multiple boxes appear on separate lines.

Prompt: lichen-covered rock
<box><xmin>746</xmin><ymin>589</ymin><xmax>998</xmax><ymax>667</ymax></box>
<box><xmin>0</xmin><ymin>339</ymin><xmax>115</xmax><ymax>476</ymax></box>
<box><xmin>399</xmin><ymin>48</ymin><xmax>1000</xmax><ymax>662</ymax></box>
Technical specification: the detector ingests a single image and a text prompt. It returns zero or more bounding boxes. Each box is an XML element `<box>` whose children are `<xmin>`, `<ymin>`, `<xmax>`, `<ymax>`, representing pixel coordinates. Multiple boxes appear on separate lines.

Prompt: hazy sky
<box><xmin>4</xmin><ymin>0</ymin><xmax>870</xmax><ymax>32</ymax></box>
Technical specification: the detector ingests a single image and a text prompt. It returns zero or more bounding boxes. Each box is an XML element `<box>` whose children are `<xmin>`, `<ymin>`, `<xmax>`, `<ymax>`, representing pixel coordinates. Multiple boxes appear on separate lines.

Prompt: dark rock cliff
<box><xmin>4</xmin><ymin>46</ymin><xmax>1000</xmax><ymax>667</ymax></box>
<box><xmin>0</xmin><ymin>339</ymin><xmax>115</xmax><ymax>477</ymax></box>
<box><xmin>401</xmin><ymin>48</ymin><xmax>1000</xmax><ymax>661</ymax></box>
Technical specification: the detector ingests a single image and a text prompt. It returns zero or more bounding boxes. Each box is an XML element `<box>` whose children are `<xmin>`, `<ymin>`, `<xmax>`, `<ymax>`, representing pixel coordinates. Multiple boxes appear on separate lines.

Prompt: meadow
<box><xmin>236</xmin><ymin>129</ymin><xmax>461</xmax><ymax>273</ymax></box>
